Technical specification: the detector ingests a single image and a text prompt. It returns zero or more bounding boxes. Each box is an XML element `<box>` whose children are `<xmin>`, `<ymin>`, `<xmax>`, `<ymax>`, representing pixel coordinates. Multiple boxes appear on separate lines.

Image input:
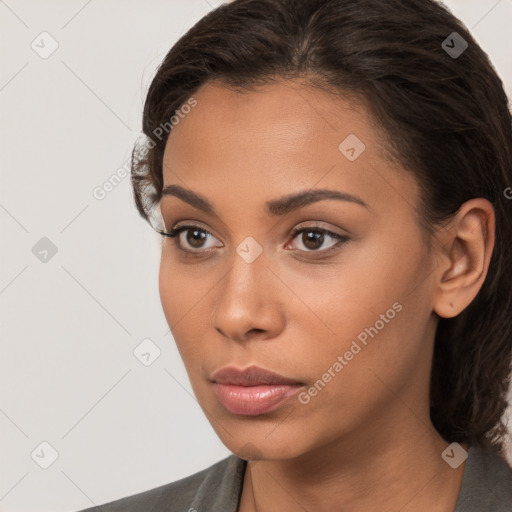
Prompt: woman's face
<box><xmin>159</xmin><ymin>79</ymin><xmax>440</xmax><ymax>460</ymax></box>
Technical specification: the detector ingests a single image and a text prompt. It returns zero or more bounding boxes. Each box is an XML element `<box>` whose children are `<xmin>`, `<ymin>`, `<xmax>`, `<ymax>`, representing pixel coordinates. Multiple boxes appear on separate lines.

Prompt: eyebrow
<box><xmin>161</xmin><ymin>184</ymin><xmax>369</xmax><ymax>216</ymax></box>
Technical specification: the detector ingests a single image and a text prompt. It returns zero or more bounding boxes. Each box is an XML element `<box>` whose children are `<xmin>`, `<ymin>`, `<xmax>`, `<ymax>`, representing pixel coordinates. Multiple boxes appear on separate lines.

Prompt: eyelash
<box><xmin>157</xmin><ymin>224</ymin><xmax>349</xmax><ymax>257</ymax></box>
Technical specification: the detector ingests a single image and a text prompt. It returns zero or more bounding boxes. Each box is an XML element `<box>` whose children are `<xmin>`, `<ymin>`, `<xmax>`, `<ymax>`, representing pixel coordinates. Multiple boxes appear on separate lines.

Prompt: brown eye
<box><xmin>185</xmin><ymin>228</ymin><xmax>208</xmax><ymax>248</ymax></box>
<box><xmin>160</xmin><ymin>225</ymin><xmax>222</xmax><ymax>253</ymax></box>
<box><xmin>289</xmin><ymin>227</ymin><xmax>349</xmax><ymax>253</ymax></box>
<box><xmin>158</xmin><ymin>224</ymin><xmax>349</xmax><ymax>257</ymax></box>
<box><xmin>301</xmin><ymin>231</ymin><xmax>324</xmax><ymax>250</ymax></box>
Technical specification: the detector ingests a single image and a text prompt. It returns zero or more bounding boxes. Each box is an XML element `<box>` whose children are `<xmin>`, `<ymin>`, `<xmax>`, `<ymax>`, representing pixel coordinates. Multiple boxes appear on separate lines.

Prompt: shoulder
<box><xmin>455</xmin><ymin>444</ymin><xmax>512</xmax><ymax>511</ymax></box>
<box><xmin>73</xmin><ymin>454</ymin><xmax>246</xmax><ymax>512</ymax></box>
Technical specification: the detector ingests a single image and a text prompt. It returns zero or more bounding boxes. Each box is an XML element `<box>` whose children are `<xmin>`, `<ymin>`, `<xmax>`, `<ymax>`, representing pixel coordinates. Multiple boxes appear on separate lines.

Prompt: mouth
<box><xmin>210</xmin><ymin>365</ymin><xmax>304</xmax><ymax>416</ymax></box>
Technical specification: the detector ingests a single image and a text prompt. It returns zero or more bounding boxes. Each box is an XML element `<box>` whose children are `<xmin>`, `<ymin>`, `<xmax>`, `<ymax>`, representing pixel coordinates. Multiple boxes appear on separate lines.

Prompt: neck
<box><xmin>240</xmin><ymin>405</ymin><xmax>466</xmax><ymax>512</ymax></box>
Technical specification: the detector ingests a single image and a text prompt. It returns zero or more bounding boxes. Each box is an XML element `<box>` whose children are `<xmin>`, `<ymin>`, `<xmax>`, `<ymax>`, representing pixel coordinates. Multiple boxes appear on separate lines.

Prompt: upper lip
<box><xmin>211</xmin><ymin>366</ymin><xmax>303</xmax><ymax>386</ymax></box>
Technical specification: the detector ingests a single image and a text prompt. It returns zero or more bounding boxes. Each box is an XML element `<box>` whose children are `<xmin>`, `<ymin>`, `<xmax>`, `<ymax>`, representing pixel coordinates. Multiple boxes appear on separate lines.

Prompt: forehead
<box><xmin>166</xmin><ymin>79</ymin><xmax>377</xmax><ymax>155</ymax></box>
<box><xmin>162</xmin><ymin>79</ymin><xmax>419</xmax><ymax>219</ymax></box>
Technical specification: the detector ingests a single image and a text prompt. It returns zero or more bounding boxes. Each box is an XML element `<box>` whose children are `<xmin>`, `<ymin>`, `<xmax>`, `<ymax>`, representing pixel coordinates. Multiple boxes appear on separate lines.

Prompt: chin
<box><xmin>219</xmin><ymin>431</ymin><xmax>309</xmax><ymax>462</ymax></box>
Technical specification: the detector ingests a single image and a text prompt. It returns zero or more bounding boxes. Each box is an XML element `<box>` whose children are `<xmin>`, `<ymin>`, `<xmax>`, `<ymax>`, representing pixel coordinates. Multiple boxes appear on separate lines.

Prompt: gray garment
<box><xmin>76</xmin><ymin>445</ymin><xmax>512</xmax><ymax>511</ymax></box>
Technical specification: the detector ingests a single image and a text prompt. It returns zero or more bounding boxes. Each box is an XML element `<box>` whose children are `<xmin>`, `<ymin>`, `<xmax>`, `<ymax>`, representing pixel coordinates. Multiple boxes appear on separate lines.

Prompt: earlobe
<box><xmin>433</xmin><ymin>199</ymin><xmax>495</xmax><ymax>319</ymax></box>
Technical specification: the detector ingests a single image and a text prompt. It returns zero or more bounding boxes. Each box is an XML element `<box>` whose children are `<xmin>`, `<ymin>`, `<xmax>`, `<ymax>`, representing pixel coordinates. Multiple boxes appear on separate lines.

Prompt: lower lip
<box><xmin>213</xmin><ymin>383</ymin><xmax>302</xmax><ymax>416</ymax></box>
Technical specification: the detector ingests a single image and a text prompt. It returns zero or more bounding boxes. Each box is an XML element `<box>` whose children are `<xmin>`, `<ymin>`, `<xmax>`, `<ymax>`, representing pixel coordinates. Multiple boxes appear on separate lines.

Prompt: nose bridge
<box><xmin>211</xmin><ymin>243</ymin><xmax>284</xmax><ymax>340</ymax></box>
<box><xmin>218</xmin><ymin>246</ymin><xmax>269</xmax><ymax>313</ymax></box>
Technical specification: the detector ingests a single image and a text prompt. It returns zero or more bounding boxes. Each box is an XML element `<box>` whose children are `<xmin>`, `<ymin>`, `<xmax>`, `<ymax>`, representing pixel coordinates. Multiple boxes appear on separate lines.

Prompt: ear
<box><xmin>432</xmin><ymin>198</ymin><xmax>495</xmax><ymax>319</ymax></box>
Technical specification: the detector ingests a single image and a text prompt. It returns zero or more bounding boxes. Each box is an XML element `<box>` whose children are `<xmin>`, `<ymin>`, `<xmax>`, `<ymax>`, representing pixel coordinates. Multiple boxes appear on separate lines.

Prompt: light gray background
<box><xmin>1</xmin><ymin>1</ymin><xmax>511</xmax><ymax>511</ymax></box>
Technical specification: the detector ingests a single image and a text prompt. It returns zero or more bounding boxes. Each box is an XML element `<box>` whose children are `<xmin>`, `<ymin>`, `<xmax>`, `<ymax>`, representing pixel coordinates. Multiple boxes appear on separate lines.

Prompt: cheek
<box><xmin>158</xmin><ymin>254</ymin><xmax>202</xmax><ymax>351</ymax></box>
<box><xmin>158</xmin><ymin>254</ymin><xmax>214</xmax><ymax>364</ymax></box>
<box><xmin>158</xmin><ymin>251</ymin><xmax>207</xmax><ymax>327</ymax></box>
<box><xmin>288</xmin><ymin>231</ymin><xmax>431</xmax><ymax>404</ymax></box>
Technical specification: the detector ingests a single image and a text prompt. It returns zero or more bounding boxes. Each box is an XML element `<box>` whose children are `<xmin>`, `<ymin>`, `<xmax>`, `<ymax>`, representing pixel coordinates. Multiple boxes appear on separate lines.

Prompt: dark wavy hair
<box><xmin>131</xmin><ymin>0</ymin><xmax>512</xmax><ymax>452</ymax></box>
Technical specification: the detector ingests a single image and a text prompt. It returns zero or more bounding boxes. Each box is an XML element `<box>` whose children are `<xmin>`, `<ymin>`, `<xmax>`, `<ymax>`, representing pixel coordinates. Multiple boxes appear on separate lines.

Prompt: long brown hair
<box><xmin>131</xmin><ymin>0</ymin><xmax>512</xmax><ymax>452</ymax></box>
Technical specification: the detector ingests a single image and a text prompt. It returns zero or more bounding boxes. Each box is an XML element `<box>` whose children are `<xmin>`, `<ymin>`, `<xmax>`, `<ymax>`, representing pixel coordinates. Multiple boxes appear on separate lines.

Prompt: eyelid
<box><xmin>158</xmin><ymin>221</ymin><xmax>350</xmax><ymax>256</ymax></box>
<box><xmin>286</xmin><ymin>223</ymin><xmax>349</xmax><ymax>254</ymax></box>
<box><xmin>160</xmin><ymin>224</ymin><xmax>223</xmax><ymax>253</ymax></box>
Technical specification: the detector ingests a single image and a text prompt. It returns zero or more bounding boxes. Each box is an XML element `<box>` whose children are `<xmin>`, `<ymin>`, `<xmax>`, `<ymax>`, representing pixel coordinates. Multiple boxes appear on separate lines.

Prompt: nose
<box><xmin>211</xmin><ymin>253</ymin><xmax>286</xmax><ymax>343</ymax></box>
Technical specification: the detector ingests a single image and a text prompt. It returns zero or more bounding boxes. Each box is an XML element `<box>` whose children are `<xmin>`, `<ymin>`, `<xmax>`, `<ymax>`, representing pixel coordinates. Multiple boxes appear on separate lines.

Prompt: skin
<box><xmin>158</xmin><ymin>79</ymin><xmax>495</xmax><ymax>512</ymax></box>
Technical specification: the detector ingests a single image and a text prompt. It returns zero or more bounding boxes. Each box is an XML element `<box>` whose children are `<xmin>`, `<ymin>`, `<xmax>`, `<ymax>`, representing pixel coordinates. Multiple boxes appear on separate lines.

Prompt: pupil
<box><xmin>304</xmin><ymin>231</ymin><xmax>323</xmax><ymax>250</ymax></box>
<box><xmin>187</xmin><ymin>229</ymin><xmax>206</xmax><ymax>248</ymax></box>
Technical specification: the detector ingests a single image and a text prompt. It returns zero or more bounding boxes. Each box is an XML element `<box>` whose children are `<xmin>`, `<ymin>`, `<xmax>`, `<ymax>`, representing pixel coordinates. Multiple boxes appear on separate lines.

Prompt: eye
<box><xmin>157</xmin><ymin>225</ymin><xmax>222</xmax><ymax>253</ymax></box>
<box><xmin>157</xmin><ymin>224</ymin><xmax>349</xmax><ymax>256</ymax></box>
<box><xmin>287</xmin><ymin>226</ymin><xmax>349</xmax><ymax>254</ymax></box>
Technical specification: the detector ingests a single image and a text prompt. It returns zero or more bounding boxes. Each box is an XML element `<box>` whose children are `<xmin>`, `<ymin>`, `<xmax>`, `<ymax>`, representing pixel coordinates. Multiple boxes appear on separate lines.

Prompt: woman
<box><xmin>79</xmin><ymin>0</ymin><xmax>512</xmax><ymax>510</ymax></box>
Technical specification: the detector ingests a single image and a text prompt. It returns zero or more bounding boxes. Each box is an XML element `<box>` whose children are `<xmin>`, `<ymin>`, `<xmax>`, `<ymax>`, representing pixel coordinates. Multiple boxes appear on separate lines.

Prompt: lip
<box><xmin>211</xmin><ymin>365</ymin><xmax>303</xmax><ymax>386</ymax></box>
<box><xmin>211</xmin><ymin>366</ymin><xmax>304</xmax><ymax>416</ymax></box>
